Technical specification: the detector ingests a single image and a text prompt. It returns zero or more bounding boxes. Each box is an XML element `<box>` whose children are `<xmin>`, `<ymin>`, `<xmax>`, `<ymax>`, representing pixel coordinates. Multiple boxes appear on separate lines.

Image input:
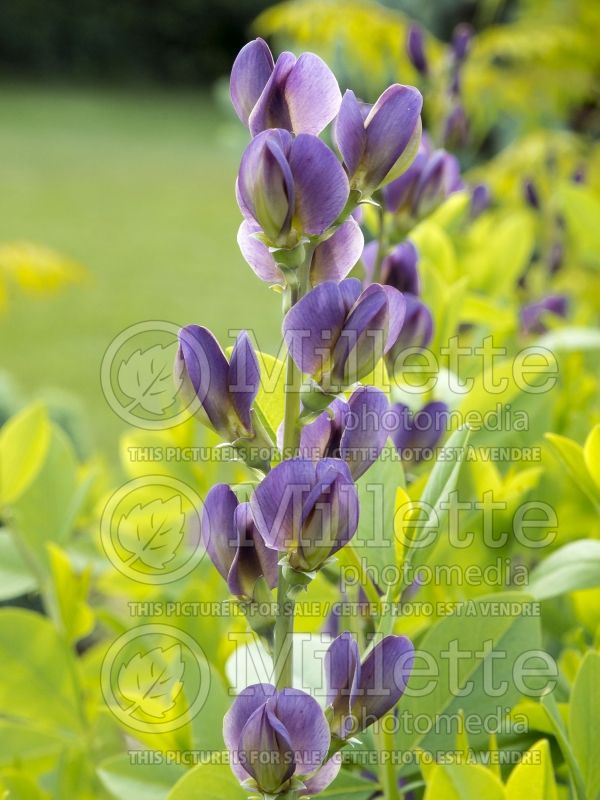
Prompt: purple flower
<box><xmin>201</xmin><ymin>484</ymin><xmax>278</xmax><ymax>600</ymax></box>
<box><xmin>452</xmin><ymin>23</ymin><xmax>473</xmax><ymax>62</ymax></box>
<box><xmin>383</xmin><ymin>136</ymin><xmax>463</xmax><ymax>220</ymax></box>
<box><xmin>176</xmin><ymin>326</ymin><xmax>259</xmax><ymax>442</ymax></box>
<box><xmin>362</xmin><ymin>240</ymin><xmax>421</xmax><ymax>295</ymax></box>
<box><xmin>334</xmin><ymin>85</ymin><xmax>423</xmax><ymax>195</ymax></box>
<box><xmin>523</xmin><ymin>178</ymin><xmax>540</xmax><ymax>210</ymax></box>
<box><xmin>442</xmin><ymin>104</ymin><xmax>469</xmax><ymax>149</ymax></box>
<box><xmin>237</xmin><ymin>129</ymin><xmax>350</xmax><ymax>247</ymax></box>
<box><xmin>390</xmin><ymin>402</ymin><xmax>449</xmax><ymax>462</ymax></box>
<box><xmin>224</xmin><ymin>684</ymin><xmax>340</xmax><ymax>795</ymax></box>
<box><xmin>470</xmin><ymin>183</ymin><xmax>491</xmax><ymax>219</ymax></box>
<box><xmin>250</xmin><ymin>458</ymin><xmax>359</xmax><ymax>572</ymax></box>
<box><xmin>386</xmin><ymin>295</ymin><xmax>434</xmax><ymax>371</ymax></box>
<box><xmin>283</xmin><ymin>278</ymin><xmax>406</xmax><ymax>391</ymax></box>
<box><xmin>520</xmin><ymin>295</ymin><xmax>568</xmax><ymax>335</ymax></box>
<box><xmin>238</xmin><ymin>217</ymin><xmax>363</xmax><ymax>287</ymax></box>
<box><xmin>407</xmin><ymin>25</ymin><xmax>428</xmax><ymax>76</ymax></box>
<box><xmin>230</xmin><ymin>38</ymin><xmax>342</xmax><ymax>137</ymax></box>
<box><xmin>296</xmin><ymin>387</ymin><xmax>389</xmax><ymax>479</ymax></box>
<box><xmin>325</xmin><ymin>633</ymin><xmax>414</xmax><ymax>738</ymax></box>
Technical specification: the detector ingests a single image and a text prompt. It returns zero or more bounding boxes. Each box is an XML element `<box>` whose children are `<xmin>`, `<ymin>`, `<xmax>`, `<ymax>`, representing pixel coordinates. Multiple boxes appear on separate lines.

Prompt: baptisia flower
<box><xmin>383</xmin><ymin>135</ymin><xmax>463</xmax><ymax>223</ymax></box>
<box><xmin>407</xmin><ymin>25</ymin><xmax>428</xmax><ymax>77</ymax></box>
<box><xmin>283</xmin><ymin>278</ymin><xmax>406</xmax><ymax>392</ymax></box>
<box><xmin>230</xmin><ymin>37</ymin><xmax>342</xmax><ymax>137</ymax></box>
<box><xmin>386</xmin><ymin>294</ymin><xmax>434</xmax><ymax>372</ymax></box>
<box><xmin>201</xmin><ymin>484</ymin><xmax>278</xmax><ymax>602</ymax></box>
<box><xmin>176</xmin><ymin>325</ymin><xmax>260</xmax><ymax>442</ymax></box>
<box><xmin>224</xmin><ymin>684</ymin><xmax>341</xmax><ymax>796</ymax></box>
<box><xmin>520</xmin><ymin>295</ymin><xmax>568</xmax><ymax>335</ymax></box>
<box><xmin>325</xmin><ymin>632</ymin><xmax>414</xmax><ymax>740</ymax></box>
<box><xmin>294</xmin><ymin>387</ymin><xmax>389</xmax><ymax>479</ymax></box>
<box><xmin>237</xmin><ymin>129</ymin><xmax>350</xmax><ymax>249</ymax></box>
<box><xmin>250</xmin><ymin>457</ymin><xmax>359</xmax><ymax>573</ymax></box>
<box><xmin>362</xmin><ymin>240</ymin><xmax>421</xmax><ymax>295</ymax></box>
<box><xmin>391</xmin><ymin>402</ymin><xmax>449</xmax><ymax>462</ymax></box>
<box><xmin>335</xmin><ymin>85</ymin><xmax>423</xmax><ymax>196</ymax></box>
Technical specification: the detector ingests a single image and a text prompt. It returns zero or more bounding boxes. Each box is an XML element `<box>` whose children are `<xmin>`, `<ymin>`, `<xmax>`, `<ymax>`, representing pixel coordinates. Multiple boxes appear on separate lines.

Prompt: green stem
<box><xmin>372</xmin><ymin>203</ymin><xmax>388</xmax><ymax>284</ymax></box>
<box><xmin>379</xmin><ymin>717</ymin><xmax>400</xmax><ymax>800</ymax></box>
<box><xmin>273</xmin><ymin>568</ymin><xmax>295</xmax><ymax>689</ymax></box>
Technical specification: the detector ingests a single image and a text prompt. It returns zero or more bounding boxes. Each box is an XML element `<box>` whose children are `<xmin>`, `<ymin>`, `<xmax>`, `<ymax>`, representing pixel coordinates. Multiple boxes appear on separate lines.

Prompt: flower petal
<box><xmin>325</xmin><ymin>632</ymin><xmax>360</xmax><ymax>723</ymax></box>
<box><xmin>311</xmin><ymin>217</ymin><xmax>364</xmax><ymax>284</ymax></box>
<box><xmin>238</xmin><ymin>703</ymin><xmax>295</xmax><ymax>793</ymax></box>
<box><xmin>230</xmin><ymin>38</ymin><xmax>274</xmax><ymax>126</ymax></box>
<box><xmin>223</xmin><ymin>683</ymin><xmax>276</xmax><ymax>784</ymax></box>
<box><xmin>228</xmin><ymin>330</ymin><xmax>260</xmax><ymax>433</ymax></box>
<box><xmin>237</xmin><ymin>221</ymin><xmax>284</xmax><ymax>285</ymax></box>
<box><xmin>248</xmin><ymin>51</ymin><xmax>296</xmax><ymax>135</ymax></box>
<box><xmin>273</xmin><ymin>688</ymin><xmax>330</xmax><ymax>775</ymax></box>
<box><xmin>353</xmin><ymin>636</ymin><xmax>414</xmax><ymax>730</ymax></box>
<box><xmin>340</xmin><ymin>387</ymin><xmax>390</xmax><ymax>479</ymax></box>
<box><xmin>381</xmin><ymin>285</ymin><xmax>407</xmax><ymax>353</ymax></box>
<box><xmin>285</xmin><ymin>52</ymin><xmax>342</xmax><ymax>135</ymax></box>
<box><xmin>334</xmin><ymin>89</ymin><xmax>366</xmax><ymax>177</ymax></box>
<box><xmin>201</xmin><ymin>483</ymin><xmax>239</xmax><ymax>582</ymax></box>
<box><xmin>303</xmin><ymin>753</ymin><xmax>342</xmax><ymax>795</ymax></box>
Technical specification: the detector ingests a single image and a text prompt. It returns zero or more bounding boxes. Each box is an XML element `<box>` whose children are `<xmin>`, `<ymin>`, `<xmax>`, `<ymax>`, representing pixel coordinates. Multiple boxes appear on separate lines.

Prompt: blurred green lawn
<box><xmin>0</xmin><ymin>85</ymin><xmax>281</xmax><ymax>453</ymax></box>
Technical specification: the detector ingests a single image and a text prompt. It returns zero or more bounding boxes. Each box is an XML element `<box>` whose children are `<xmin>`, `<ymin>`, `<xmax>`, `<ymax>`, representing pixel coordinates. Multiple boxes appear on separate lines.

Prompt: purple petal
<box><xmin>250</xmin><ymin>458</ymin><xmax>317</xmax><ymax>551</ymax></box>
<box><xmin>325</xmin><ymin>632</ymin><xmax>360</xmax><ymax>721</ymax></box>
<box><xmin>248</xmin><ymin>51</ymin><xmax>296</xmax><ymax>136</ymax></box>
<box><xmin>412</xmin><ymin>401</ymin><xmax>449</xmax><ymax>451</ymax></box>
<box><xmin>230</xmin><ymin>38</ymin><xmax>274</xmax><ymax>126</ymax></box>
<box><xmin>289</xmin><ymin>134</ymin><xmax>349</xmax><ymax>235</ymax></box>
<box><xmin>223</xmin><ymin>683</ymin><xmax>276</xmax><ymax>783</ymax></box>
<box><xmin>380</xmin><ymin>285</ymin><xmax>407</xmax><ymax>352</ymax></box>
<box><xmin>331</xmin><ymin>285</ymin><xmax>389</xmax><ymax>386</ymax></box>
<box><xmin>201</xmin><ymin>483</ymin><xmax>239</xmax><ymax>582</ymax></box>
<box><xmin>311</xmin><ymin>217</ymin><xmax>364</xmax><ymax>284</ymax></box>
<box><xmin>381</xmin><ymin>146</ymin><xmax>426</xmax><ymax>213</ymax></box>
<box><xmin>273</xmin><ymin>688</ymin><xmax>330</xmax><ymax>775</ymax></box>
<box><xmin>238</xmin><ymin>703</ymin><xmax>295</xmax><ymax>793</ymax></box>
<box><xmin>334</xmin><ymin>89</ymin><xmax>366</xmax><ymax>177</ymax></box>
<box><xmin>353</xmin><ymin>636</ymin><xmax>414</xmax><ymax>729</ymax></box>
<box><xmin>177</xmin><ymin>325</ymin><xmax>232</xmax><ymax>435</ymax></box>
<box><xmin>361</xmin><ymin>240</ymin><xmax>379</xmax><ymax>283</ymax></box>
<box><xmin>228</xmin><ymin>330</ymin><xmax>260</xmax><ymax>433</ymax></box>
<box><xmin>388</xmin><ymin>295</ymin><xmax>433</xmax><ymax>357</ymax></box>
<box><xmin>285</xmin><ymin>52</ymin><xmax>342</xmax><ymax>135</ymax></box>
<box><xmin>283</xmin><ymin>281</ymin><xmax>346</xmax><ymax>377</ymax></box>
<box><xmin>228</xmin><ymin>502</ymin><xmax>279</xmax><ymax>596</ymax></box>
<box><xmin>340</xmin><ymin>387</ymin><xmax>389</xmax><ymax>479</ymax></box>
<box><xmin>338</xmin><ymin>277</ymin><xmax>363</xmax><ymax>313</ymax></box>
<box><xmin>303</xmin><ymin>754</ymin><xmax>342</xmax><ymax>795</ymax></box>
<box><xmin>299</xmin><ymin>397</ymin><xmax>348</xmax><ymax>461</ymax></box>
<box><xmin>407</xmin><ymin>25</ymin><xmax>428</xmax><ymax>76</ymax></box>
<box><xmin>362</xmin><ymin>85</ymin><xmax>423</xmax><ymax>191</ymax></box>
<box><xmin>381</xmin><ymin>241</ymin><xmax>420</xmax><ymax>295</ymax></box>
<box><xmin>237</xmin><ymin>221</ymin><xmax>285</xmax><ymax>285</ymax></box>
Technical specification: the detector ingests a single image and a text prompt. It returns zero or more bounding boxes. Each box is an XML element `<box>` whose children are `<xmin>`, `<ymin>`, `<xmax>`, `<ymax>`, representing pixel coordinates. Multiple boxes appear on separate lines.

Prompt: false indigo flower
<box><xmin>237</xmin><ymin>129</ymin><xmax>350</xmax><ymax>247</ymax></box>
<box><xmin>520</xmin><ymin>294</ymin><xmax>568</xmax><ymax>334</ymax></box>
<box><xmin>442</xmin><ymin>103</ymin><xmax>469</xmax><ymax>149</ymax></box>
<box><xmin>386</xmin><ymin>294</ymin><xmax>434</xmax><ymax>372</ymax></box>
<box><xmin>325</xmin><ymin>632</ymin><xmax>414</xmax><ymax>738</ymax></box>
<box><xmin>362</xmin><ymin>240</ymin><xmax>421</xmax><ymax>295</ymax></box>
<box><xmin>452</xmin><ymin>23</ymin><xmax>473</xmax><ymax>62</ymax></box>
<box><xmin>283</xmin><ymin>278</ymin><xmax>406</xmax><ymax>391</ymax></box>
<box><xmin>470</xmin><ymin>183</ymin><xmax>491</xmax><ymax>219</ymax></box>
<box><xmin>176</xmin><ymin>326</ymin><xmax>260</xmax><ymax>442</ymax></box>
<box><xmin>334</xmin><ymin>85</ymin><xmax>423</xmax><ymax>196</ymax></box>
<box><xmin>390</xmin><ymin>401</ymin><xmax>449</xmax><ymax>461</ymax></box>
<box><xmin>230</xmin><ymin>38</ymin><xmax>342</xmax><ymax>137</ymax></box>
<box><xmin>224</xmin><ymin>684</ymin><xmax>340</xmax><ymax>795</ymax></box>
<box><xmin>296</xmin><ymin>386</ymin><xmax>389</xmax><ymax>479</ymax></box>
<box><xmin>237</xmin><ymin>217</ymin><xmax>363</xmax><ymax>287</ymax></box>
<box><xmin>407</xmin><ymin>25</ymin><xmax>428</xmax><ymax>76</ymax></box>
<box><xmin>523</xmin><ymin>178</ymin><xmax>540</xmax><ymax>210</ymax></box>
<box><xmin>202</xmin><ymin>484</ymin><xmax>278</xmax><ymax>601</ymax></box>
<box><xmin>250</xmin><ymin>457</ymin><xmax>359</xmax><ymax>573</ymax></box>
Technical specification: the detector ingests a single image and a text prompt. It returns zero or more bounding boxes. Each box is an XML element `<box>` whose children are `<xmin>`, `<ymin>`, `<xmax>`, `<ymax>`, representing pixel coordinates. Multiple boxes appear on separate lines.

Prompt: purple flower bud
<box><xmin>363</xmin><ymin>240</ymin><xmax>421</xmax><ymax>295</ymax></box>
<box><xmin>386</xmin><ymin>295</ymin><xmax>434</xmax><ymax>372</ymax></box>
<box><xmin>202</xmin><ymin>485</ymin><xmax>278</xmax><ymax>600</ymax></box>
<box><xmin>520</xmin><ymin>294</ymin><xmax>568</xmax><ymax>334</ymax></box>
<box><xmin>297</xmin><ymin>386</ymin><xmax>389</xmax><ymax>479</ymax></box>
<box><xmin>175</xmin><ymin>326</ymin><xmax>259</xmax><ymax>442</ymax></box>
<box><xmin>237</xmin><ymin>129</ymin><xmax>350</xmax><ymax>246</ymax></box>
<box><xmin>442</xmin><ymin>104</ymin><xmax>469</xmax><ymax>149</ymax></box>
<box><xmin>523</xmin><ymin>178</ymin><xmax>540</xmax><ymax>210</ymax></box>
<box><xmin>390</xmin><ymin>402</ymin><xmax>449</xmax><ymax>462</ymax></box>
<box><xmin>224</xmin><ymin>684</ymin><xmax>340</xmax><ymax>795</ymax></box>
<box><xmin>283</xmin><ymin>278</ymin><xmax>406</xmax><ymax>391</ymax></box>
<box><xmin>238</xmin><ymin>217</ymin><xmax>364</xmax><ymax>287</ymax></box>
<box><xmin>334</xmin><ymin>85</ymin><xmax>423</xmax><ymax>196</ymax></box>
<box><xmin>572</xmin><ymin>165</ymin><xmax>586</xmax><ymax>184</ymax></box>
<box><xmin>470</xmin><ymin>182</ymin><xmax>491</xmax><ymax>219</ymax></box>
<box><xmin>230</xmin><ymin>38</ymin><xmax>342</xmax><ymax>137</ymax></box>
<box><xmin>548</xmin><ymin>240</ymin><xmax>564</xmax><ymax>274</ymax></box>
<box><xmin>452</xmin><ymin>23</ymin><xmax>473</xmax><ymax>62</ymax></box>
<box><xmin>250</xmin><ymin>458</ymin><xmax>359</xmax><ymax>572</ymax></box>
<box><xmin>325</xmin><ymin>633</ymin><xmax>414</xmax><ymax>738</ymax></box>
<box><xmin>407</xmin><ymin>25</ymin><xmax>428</xmax><ymax>76</ymax></box>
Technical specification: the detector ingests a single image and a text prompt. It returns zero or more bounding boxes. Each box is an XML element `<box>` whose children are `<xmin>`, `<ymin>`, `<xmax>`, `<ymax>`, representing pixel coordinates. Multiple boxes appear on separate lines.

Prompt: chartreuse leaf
<box><xmin>167</xmin><ymin>764</ymin><xmax>247</xmax><ymax>800</ymax></box>
<box><xmin>424</xmin><ymin>763</ymin><xmax>505</xmax><ymax>800</ymax></box>
<box><xmin>570</xmin><ymin>651</ymin><xmax>600</xmax><ymax>800</ymax></box>
<box><xmin>583</xmin><ymin>425</ymin><xmax>600</xmax><ymax>490</ymax></box>
<box><xmin>0</xmin><ymin>768</ymin><xmax>47</xmax><ymax>799</ymax></box>
<box><xmin>397</xmin><ymin>593</ymin><xmax>542</xmax><ymax>754</ymax></box>
<box><xmin>527</xmin><ymin>540</ymin><xmax>600</xmax><ymax>601</ymax></box>
<box><xmin>541</xmin><ymin>692</ymin><xmax>586</xmax><ymax>800</ymax></box>
<box><xmin>0</xmin><ymin>401</ymin><xmax>50</xmax><ymax>505</ymax></box>
<box><xmin>0</xmin><ymin>609</ymin><xmax>85</xmax><ymax>738</ymax></box>
<box><xmin>505</xmin><ymin>739</ymin><xmax>557</xmax><ymax>800</ymax></box>
<box><xmin>0</xmin><ymin>529</ymin><xmax>36</xmax><ymax>600</ymax></box>
<box><xmin>544</xmin><ymin>433</ymin><xmax>599</xmax><ymax>506</ymax></box>
<box><xmin>47</xmin><ymin>543</ymin><xmax>94</xmax><ymax>644</ymax></box>
<box><xmin>97</xmin><ymin>753</ymin><xmax>185</xmax><ymax>800</ymax></box>
<box><xmin>254</xmin><ymin>351</ymin><xmax>286</xmax><ymax>441</ymax></box>
<box><xmin>318</xmin><ymin>769</ymin><xmax>378</xmax><ymax>798</ymax></box>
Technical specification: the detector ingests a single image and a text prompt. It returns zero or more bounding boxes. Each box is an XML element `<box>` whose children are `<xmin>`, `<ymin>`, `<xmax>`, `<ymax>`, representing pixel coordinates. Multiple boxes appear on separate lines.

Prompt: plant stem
<box><xmin>379</xmin><ymin>717</ymin><xmax>400</xmax><ymax>800</ymax></box>
<box><xmin>273</xmin><ymin>567</ymin><xmax>295</xmax><ymax>689</ymax></box>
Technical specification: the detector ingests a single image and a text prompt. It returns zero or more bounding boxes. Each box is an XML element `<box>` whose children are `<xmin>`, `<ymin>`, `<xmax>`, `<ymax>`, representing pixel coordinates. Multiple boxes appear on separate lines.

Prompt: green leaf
<box><xmin>0</xmin><ymin>530</ymin><xmax>36</xmax><ymax>600</ymax></box>
<box><xmin>117</xmin><ymin>645</ymin><xmax>185</xmax><ymax>719</ymax></box>
<box><xmin>167</xmin><ymin>764</ymin><xmax>247</xmax><ymax>800</ymax></box>
<box><xmin>98</xmin><ymin>754</ymin><xmax>185</xmax><ymax>800</ymax></box>
<box><xmin>545</xmin><ymin>433</ymin><xmax>599</xmax><ymax>506</ymax></box>
<box><xmin>397</xmin><ymin>592</ymin><xmax>542</xmax><ymax>754</ymax></box>
<box><xmin>117</xmin><ymin>497</ymin><xmax>186</xmax><ymax>569</ymax></box>
<box><xmin>254</xmin><ymin>351</ymin><xmax>286</xmax><ymax>441</ymax></box>
<box><xmin>424</xmin><ymin>763</ymin><xmax>505</xmax><ymax>800</ymax></box>
<box><xmin>47</xmin><ymin>543</ymin><xmax>95</xmax><ymax>644</ymax></box>
<box><xmin>0</xmin><ymin>768</ymin><xmax>47</xmax><ymax>799</ymax></box>
<box><xmin>541</xmin><ymin>692</ymin><xmax>586</xmax><ymax>800</ymax></box>
<box><xmin>570</xmin><ymin>651</ymin><xmax>600</xmax><ymax>800</ymax></box>
<box><xmin>527</xmin><ymin>540</ymin><xmax>600</xmax><ymax>600</ymax></box>
<box><xmin>0</xmin><ymin>402</ymin><xmax>50</xmax><ymax>506</ymax></box>
<box><xmin>583</xmin><ymin>425</ymin><xmax>600</xmax><ymax>491</ymax></box>
<box><xmin>0</xmin><ymin>609</ymin><xmax>85</xmax><ymax>737</ymax></box>
<box><xmin>318</xmin><ymin>769</ymin><xmax>378</xmax><ymax>798</ymax></box>
<box><xmin>505</xmin><ymin>739</ymin><xmax>557</xmax><ymax>800</ymax></box>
